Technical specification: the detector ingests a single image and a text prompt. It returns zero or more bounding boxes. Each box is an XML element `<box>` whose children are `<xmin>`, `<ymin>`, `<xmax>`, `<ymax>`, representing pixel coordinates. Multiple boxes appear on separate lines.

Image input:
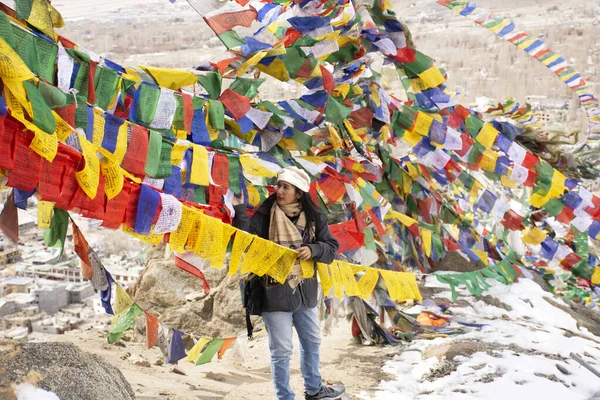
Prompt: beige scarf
<box><xmin>269</xmin><ymin>203</ymin><xmax>306</xmax><ymax>289</ymax></box>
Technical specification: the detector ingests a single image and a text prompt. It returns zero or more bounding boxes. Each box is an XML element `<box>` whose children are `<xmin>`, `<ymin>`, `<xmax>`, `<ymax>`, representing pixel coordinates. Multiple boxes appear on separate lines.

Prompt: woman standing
<box><xmin>233</xmin><ymin>166</ymin><xmax>345</xmax><ymax>400</ymax></box>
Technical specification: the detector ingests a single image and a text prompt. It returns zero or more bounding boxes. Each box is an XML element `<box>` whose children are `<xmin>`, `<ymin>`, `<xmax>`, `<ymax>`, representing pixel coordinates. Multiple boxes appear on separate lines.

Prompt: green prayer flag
<box><xmin>108</xmin><ymin>304</ymin><xmax>143</xmax><ymax>344</ymax></box>
<box><xmin>230</xmin><ymin>77</ymin><xmax>264</xmax><ymax>99</ymax></box>
<box><xmin>156</xmin><ymin>139</ymin><xmax>174</xmax><ymax>179</ymax></box>
<box><xmin>137</xmin><ymin>84</ymin><xmax>160</xmax><ymax>125</ymax></box>
<box><xmin>38</xmin><ymin>81</ymin><xmax>72</xmax><ymax>109</ymax></box>
<box><xmin>292</xmin><ymin>128</ymin><xmax>313</xmax><ymax>151</ymax></box>
<box><xmin>394</xmin><ymin>106</ymin><xmax>418</xmax><ymax>130</ymax></box>
<box><xmin>195</xmin><ymin>338</ymin><xmax>225</xmax><ymax>365</ymax></box>
<box><xmin>326</xmin><ymin>43</ymin><xmax>360</xmax><ymax>64</ymax></box>
<box><xmin>12</xmin><ymin>26</ymin><xmax>39</xmax><ymax>78</ymax></box>
<box><xmin>198</xmin><ymin>71</ymin><xmax>222</xmax><ymax>100</ymax></box>
<box><xmin>403</xmin><ymin>51</ymin><xmax>433</xmax><ymax>76</ymax></box>
<box><xmin>217</xmin><ymin>30</ymin><xmax>245</xmax><ymax>49</ymax></box>
<box><xmin>464</xmin><ymin>115</ymin><xmax>483</xmax><ymax>137</ymax></box>
<box><xmin>0</xmin><ymin>12</ymin><xmax>17</xmax><ymax>48</ymax></box>
<box><xmin>282</xmin><ymin>47</ymin><xmax>307</xmax><ymax>78</ymax></box>
<box><xmin>325</xmin><ymin>95</ymin><xmax>351</xmax><ymax>126</ymax></box>
<box><xmin>543</xmin><ymin>198</ymin><xmax>564</xmax><ymax>217</ymax></box>
<box><xmin>363</xmin><ymin>228</ymin><xmax>376</xmax><ymax>251</ymax></box>
<box><xmin>432</xmin><ymin>234</ymin><xmax>444</xmax><ymax>257</ymax></box>
<box><xmin>74</xmin><ymin>94</ymin><xmax>88</xmax><ymax>130</ymax></box>
<box><xmin>467</xmin><ymin>142</ymin><xmax>485</xmax><ymax>166</ymax></box>
<box><xmin>32</xmin><ymin>34</ymin><xmax>57</xmax><ymax>84</ymax></box>
<box><xmin>145</xmin><ymin>129</ymin><xmax>162</xmax><ymax>178</ymax></box>
<box><xmin>24</xmin><ymin>80</ymin><xmax>57</xmax><ymax>134</ymax></box>
<box><xmin>194</xmin><ymin>186</ymin><xmax>207</xmax><ymax>204</ymax></box>
<box><xmin>15</xmin><ymin>0</ymin><xmax>33</xmax><ymax>20</ymax></box>
<box><xmin>208</xmin><ymin>99</ymin><xmax>225</xmax><ymax>130</ymax></box>
<box><xmin>94</xmin><ymin>66</ymin><xmax>120</xmax><ymax>110</ymax></box>
<box><xmin>172</xmin><ymin>95</ymin><xmax>186</xmax><ymax>131</ymax></box>
<box><xmin>228</xmin><ymin>155</ymin><xmax>241</xmax><ymax>194</ymax></box>
<box><xmin>44</xmin><ymin>208</ymin><xmax>69</xmax><ymax>260</ymax></box>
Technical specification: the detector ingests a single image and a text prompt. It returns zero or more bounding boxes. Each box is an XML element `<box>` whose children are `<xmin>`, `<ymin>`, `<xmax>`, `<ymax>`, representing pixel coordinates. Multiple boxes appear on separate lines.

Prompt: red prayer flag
<box><xmin>218</xmin><ymin>89</ymin><xmax>251</xmax><ymax>121</ymax></box>
<box><xmin>217</xmin><ymin>337</ymin><xmax>236</xmax><ymax>360</ymax></box>
<box><xmin>6</xmin><ymin>132</ymin><xmax>41</xmax><ymax>192</ymax></box>
<box><xmin>204</xmin><ymin>9</ymin><xmax>257</xmax><ymax>35</ymax></box>
<box><xmin>0</xmin><ymin>191</ymin><xmax>19</xmax><ymax>243</ymax></box>
<box><xmin>145</xmin><ymin>312</ymin><xmax>159</xmax><ymax>349</ymax></box>
<box><xmin>121</xmin><ymin>124</ymin><xmax>149</xmax><ymax>177</ymax></box>
<box><xmin>173</xmin><ymin>255</ymin><xmax>211</xmax><ymax>293</ymax></box>
<box><xmin>72</xmin><ymin>221</ymin><xmax>93</xmax><ymax>280</ymax></box>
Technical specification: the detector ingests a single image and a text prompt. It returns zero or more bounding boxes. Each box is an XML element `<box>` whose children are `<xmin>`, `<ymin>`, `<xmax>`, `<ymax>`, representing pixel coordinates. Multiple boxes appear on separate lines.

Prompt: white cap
<box><xmin>277</xmin><ymin>167</ymin><xmax>311</xmax><ymax>193</ymax></box>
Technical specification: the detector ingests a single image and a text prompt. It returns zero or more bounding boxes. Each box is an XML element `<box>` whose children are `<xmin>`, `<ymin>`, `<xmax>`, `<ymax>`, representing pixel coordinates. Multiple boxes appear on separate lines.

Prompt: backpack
<box><xmin>241</xmin><ymin>275</ymin><xmax>265</xmax><ymax>339</ymax></box>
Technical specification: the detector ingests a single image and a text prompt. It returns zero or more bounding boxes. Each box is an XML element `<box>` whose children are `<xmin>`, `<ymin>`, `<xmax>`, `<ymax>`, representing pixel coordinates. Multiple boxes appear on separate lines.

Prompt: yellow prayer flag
<box><xmin>190</xmin><ymin>145</ymin><xmax>210</xmax><ymax>186</ymax></box>
<box><xmin>229</xmin><ymin>231</ymin><xmax>254</xmax><ymax>276</ymax></box>
<box><xmin>420</xmin><ymin>228</ymin><xmax>432</xmax><ymax>257</ymax></box>
<box><xmin>170</xmin><ymin>206</ymin><xmax>200</xmax><ymax>253</ymax></box>
<box><xmin>500</xmin><ymin>174</ymin><xmax>517</xmax><ymax>188</ymax></box>
<box><xmin>195</xmin><ymin>213</ymin><xmax>223</xmax><ymax>258</ymax></box>
<box><xmin>386</xmin><ymin>210</ymin><xmax>417</xmax><ymax>227</ymax></box>
<box><xmin>114</xmin><ymin>285</ymin><xmax>134</xmax><ymax>316</ymax></box>
<box><xmin>256</xmin><ymin>59</ymin><xmax>290</xmax><ymax>81</ymax></box>
<box><xmin>240</xmin><ymin>154</ymin><xmax>278</xmax><ymax>178</ymax></box>
<box><xmin>0</xmin><ymin>39</ymin><xmax>35</xmax><ymax>82</ymax></box>
<box><xmin>417</xmin><ymin>66</ymin><xmax>446</xmax><ymax>89</ymax></box>
<box><xmin>333</xmin><ymin>84</ymin><xmax>350</xmax><ymax>99</ymax></box>
<box><xmin>317</xmin><ymin>263</ymin><xmax>332</xmax><ymax>295</ymax></box>
<box><xmin>329</xmin><ymin>262</ymin><xmax>343</xmax><ymax>298</ymax></box>
<box><xmin>171</xmin><ymin>142</ymin><xmax>189</xmax><ymax>166</ymax></box>
<box><xmin>328</xmin><ymin>125</ymin><xmax>343</xmax><ymax>150</ymax></box>
<box><xmin>92</xmin><ymin>109</ymin><xmax>106</xmax><ymax>147</ymax></box>
<box><xmin>237</xmin><ymin>50</ymin><xmax>268</xmax><ymax>76</ymax></box>
<box><xmin>338</xmin><ymin>262</ymin><xmax>360</xmax><ymax>297</ymax></box>
<box><xmin>101</xmin><ymin>157</ymin><xmax>124</xmax><ymax>200</ymax></box>
<box><xmin>76</xmin><ymin>134</ymin><xmax>100</xmax><ymax>200</ymax></box>
<box><xmin>413</xmin><ymin>112</ymin><xmax>433</xmax><ymax>136</ymax></box>
<box><xmin>141</xmin><ymin>66</ymin><xmax>198</xmax><ymax>90</ymax></box>
<box><xmin>592</xmin><ymin>267</ymin><xmax>600</xmax><ymax>285</ymax></box>
<box><xmin>266</xmin><ymin>250</ymin><xmax>297</xmax><ymax>284</ymax></box>
<box><xmin>184</xmin><ymin>337</ymin><xmax>212</xmax><ymax>363</ymax></box>
<box><xmin>37</xmin><ymin>201</ymin><xmax>54</xmax><ymax>229</ymax></box>
<box><xmin>301</xmin><ymin>259</ymin><xmax>316</xmax><ymax>279</ymax></box>
<box><xmin>241</xmin><ymin>237</ymin><xmax>275</xmax><ymax>275</ymax></box>
<box><xmin>529</xmin><ymin>192</ymin><xmax>551</xmax><ymax>208</ymax></box>
<box><xmin>354</xmin><ymin>267</ymin><xmax>379</xmax><ymax>299</ymax></box>
<box><xmin>476</xmin><ymin>124</ymin><xmax>499</xmax><ymax>149</ymax></box>
<box><xmin>122</xmin><ymin>225</ymin><xmax>164</xmax><ymax>245</ymax></box>
<box><xmin>209</xmin><ymin>224</ymin><xmax>236</xmax><ymax>270</ymax></box>
<box><xmin>114</xmin><ymin>122</ymin><xmax>128</xmax><ymax>164</ymax></box>
<box><xmin>522</xmin><ymin>227</ymin><xmax>547</xmax><ymax>246</ymax></box>
<box><xmin>471</xmin><ymin>249</ymin><xmax>489</xmax><ymax>266</ymax></box>
<box><xmin>479</xmin><ymin>149</ymin><xmax>498</xmax><ymax>172</ymax></box>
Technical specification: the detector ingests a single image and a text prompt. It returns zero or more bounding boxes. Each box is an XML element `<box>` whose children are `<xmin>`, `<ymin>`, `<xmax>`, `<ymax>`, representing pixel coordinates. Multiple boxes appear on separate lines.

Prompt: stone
<box><xmin>0</xmin><ymin>340</ymin><xmax>134</xmax><ymax>400</ymax></box>
<box><xmin>171</xmin><ymin>367</ymin><xmax>187</xmax><ymax>376</ymax></box>
<box><xmin>134</xmin><ymin>360</ymin><xmax>152</xmax><ymax>368</ymax></box>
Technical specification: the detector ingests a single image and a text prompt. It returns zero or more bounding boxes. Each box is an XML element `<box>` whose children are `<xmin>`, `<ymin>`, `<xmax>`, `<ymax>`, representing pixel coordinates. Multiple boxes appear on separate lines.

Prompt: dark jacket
<box><xmin>233</xmin><ymin>195</ymin><xmax>339</xmax><ymax>312</ymax></box>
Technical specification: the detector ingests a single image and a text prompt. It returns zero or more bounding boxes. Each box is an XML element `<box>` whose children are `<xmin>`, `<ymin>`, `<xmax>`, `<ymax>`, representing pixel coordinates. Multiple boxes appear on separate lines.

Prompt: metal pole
<box><xmin>571</xmin><ymin>353</ymin><xmax>600</xmax><ymax>380</ymax></box>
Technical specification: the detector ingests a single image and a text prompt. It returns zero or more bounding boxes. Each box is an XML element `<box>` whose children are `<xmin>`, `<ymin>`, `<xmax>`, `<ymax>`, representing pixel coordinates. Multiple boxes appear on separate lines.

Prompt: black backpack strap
<box><xmin>246</xmin><ymin>308</ymin><xmax>253</xmax><ymax>340</ymax></box>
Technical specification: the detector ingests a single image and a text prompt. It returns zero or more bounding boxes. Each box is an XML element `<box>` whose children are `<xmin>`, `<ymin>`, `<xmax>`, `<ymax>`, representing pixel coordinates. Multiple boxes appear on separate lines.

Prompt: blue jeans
<box><xmin>262</xmin><ymin>305</ymin><xmax>322</xmax><ymax>400</ymax></box>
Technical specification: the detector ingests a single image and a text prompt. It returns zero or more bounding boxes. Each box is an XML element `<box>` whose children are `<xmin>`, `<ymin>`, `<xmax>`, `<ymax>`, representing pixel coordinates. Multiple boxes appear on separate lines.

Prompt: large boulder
<box><xmin>0</xmin><ymin>340</ymin><xmax>134</xmax><ymax>400</ymax></box>
<box><xmin>128</xmin><ymin>244</ymin><xmax>246</xmax><ymax>337</ymax></box>
<box><xmin>431</xmin><ymin>251</ymin><xmax>485</xmax><ymax>273</ymax></box>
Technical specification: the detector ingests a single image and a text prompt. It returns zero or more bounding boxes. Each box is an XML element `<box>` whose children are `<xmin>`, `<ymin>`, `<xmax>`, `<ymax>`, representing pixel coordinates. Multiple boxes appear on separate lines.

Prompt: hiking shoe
<box><xmin>305</xmin><ymin>384</ymin><xmax>345</xmax><ymax>400</ymax></box>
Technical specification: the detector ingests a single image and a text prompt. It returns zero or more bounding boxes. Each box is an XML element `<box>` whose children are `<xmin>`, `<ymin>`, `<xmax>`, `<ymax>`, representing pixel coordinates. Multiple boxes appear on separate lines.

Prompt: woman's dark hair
<box><xmin>297</xmin><ymin>190</ymin><xmax>321</xmax><ymax>229</ymax></box>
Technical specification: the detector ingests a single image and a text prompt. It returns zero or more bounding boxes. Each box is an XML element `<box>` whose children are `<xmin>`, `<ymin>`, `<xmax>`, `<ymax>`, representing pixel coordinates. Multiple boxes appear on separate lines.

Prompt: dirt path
<box><xmin>34</xmin><ymin>318</ymin><xmax>398</xmax><ymax>400</ymax></box>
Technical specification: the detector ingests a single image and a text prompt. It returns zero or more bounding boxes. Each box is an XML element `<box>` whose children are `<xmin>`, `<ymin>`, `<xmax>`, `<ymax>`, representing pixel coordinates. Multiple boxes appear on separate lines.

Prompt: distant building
<box><xmin>0</xmin><ymin>277</ymin><xmax>33</xmax><ymax>296</ymax></box>
<box><xmin>32</xmin><ymin>285</ymin><xmax>70</xmax><ymax>314</ymax></box>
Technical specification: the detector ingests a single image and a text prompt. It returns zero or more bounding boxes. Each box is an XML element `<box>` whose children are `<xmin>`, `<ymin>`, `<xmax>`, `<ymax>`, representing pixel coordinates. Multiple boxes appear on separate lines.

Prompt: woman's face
<box><xmin>276</xmin><ymin>180</ymin><xmax>300</xmax><ymax>205</ymax></box>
